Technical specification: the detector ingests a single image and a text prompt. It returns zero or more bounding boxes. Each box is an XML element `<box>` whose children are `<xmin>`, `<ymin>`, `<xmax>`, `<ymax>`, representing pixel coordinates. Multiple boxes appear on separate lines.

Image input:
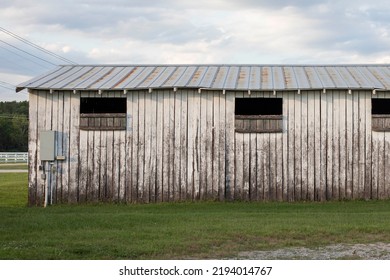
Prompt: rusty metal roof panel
<box><xmin>163</xmin><ymin>67</ymin><xmax>188</xmax><ymax>87</ymax></box>
<box><xmin>88</xmin><ymin>66</ymin><xmax>125</xmax><ymax>89</ymax></box>
<box><xmin>272</xmin><ymin>66</ymin><xmax>286</xmax><ymax>90</ymax></box>
<box><xmin>149</xmin><ymin>66</ymin><xmax>177</xmax><ymax>88</ymax></box>
<box><xmin>223</xmin><ymin>66</ymin><xmax>240</xmax><ymax>89</ymax></box>
<box><xmin>277</xmin><ymin>66</ymin><xmax>299</xmax><ymax>89</ymax></box>
<box><xmin>248</xmin><ymin>66</ymin><xmax>261</xmax><ymax>90</ymax></box>
<box><xmin>260</xmin><ymin>66</ymin><xmax>273</xmax><ymax>90</ymax></box>
<box><xmin>212</xmin><ymin>66</ymin><xmax>229</xmax><ymax>88</ymax></box>
<box><xmin>73</xmin><ymin>66</ymin><xmax>111</xmax><ymax>89</ymax></box>
<box><xmin>103</xmin><ymin>66</ymin><xmax>139</xmax><ymax>89</ymax></box>
<box><xmin>174</xmin><ymin>66</ymin><xmax>197</xmax><ymax>87</ymax></box>
<box><xmin>367</xmin><ymin>66</ymin><xmax>390</xmax><ymax>88</ymax></box>
<box><xmin>304</xmin><ymin>66</ymin><xmax>325</xmax><ymax>88</ymax></box>
<box><xmin>17</xmin><ymin>64</ymin><xmax>390</xmax><ymax>93</ymax></box>
<box><xmin>235</xmin><ymin>66</ymin><xmax>250</xmax><ymax>90</ymax></box>
<box><xmin>187</xmin><ymin>66</ymin><xmax>208</xmax><ymax>87</ymax></box>
<box><xmin>198</xmin><ymin>66</ymin><xmax>219</xmax><ymax>88</ymax></box>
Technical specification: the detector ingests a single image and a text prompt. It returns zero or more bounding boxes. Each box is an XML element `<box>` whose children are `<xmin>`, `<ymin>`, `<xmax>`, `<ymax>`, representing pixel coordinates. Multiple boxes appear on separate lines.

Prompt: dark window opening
<box><xmin>235</xmin><ymin>98</ymin><xmax>282</xmax><ymax>115</ymax></box>
<box><xmin>235</xmin><ymin>97</ymin><xmax>283</xmax><ymax>133</ymax></box>
<box><xmin>80</xmin><ymin>98</ymin><xmax>126</xmax><ymax>114</ymax></box>
<box><xmin>80</xmin><ymin>97</ymin><xmax>126</xmax><ymax>131</ymax></box>
<box><xmin>372</xmin><ymin>98</ymin><xmax>390</xmax><ymax>132</ymax></box>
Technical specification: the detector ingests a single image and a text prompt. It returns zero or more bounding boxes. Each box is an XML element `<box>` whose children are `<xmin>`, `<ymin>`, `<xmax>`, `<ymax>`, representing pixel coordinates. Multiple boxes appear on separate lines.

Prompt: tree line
<box><xmin>0</xmin><ymin>101</ymin><xmax>28</xmax><ymax>152</ymax></box>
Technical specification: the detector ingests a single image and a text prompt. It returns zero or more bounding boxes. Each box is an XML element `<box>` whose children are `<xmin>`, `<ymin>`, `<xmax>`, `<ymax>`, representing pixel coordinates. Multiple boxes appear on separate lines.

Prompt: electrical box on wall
<box><xmin>39</xmin><ymin>131</ymin><xmax>56</xmax><ymax>161</ymax></box>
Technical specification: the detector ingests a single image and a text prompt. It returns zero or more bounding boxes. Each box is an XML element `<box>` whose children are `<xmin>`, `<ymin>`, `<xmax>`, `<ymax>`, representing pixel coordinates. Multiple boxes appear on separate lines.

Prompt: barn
<box><xmin>16</xmin><ymin>64</ymin><xmax>390</xmax><ymax>206</ymax></box>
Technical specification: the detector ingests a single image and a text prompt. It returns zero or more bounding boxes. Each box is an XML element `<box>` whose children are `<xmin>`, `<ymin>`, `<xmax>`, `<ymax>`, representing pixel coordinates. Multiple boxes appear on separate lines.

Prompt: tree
<box><xmin>0</xmin><ymin>101</ymin><xmax>28</xmax><ymax>152</ymax></box>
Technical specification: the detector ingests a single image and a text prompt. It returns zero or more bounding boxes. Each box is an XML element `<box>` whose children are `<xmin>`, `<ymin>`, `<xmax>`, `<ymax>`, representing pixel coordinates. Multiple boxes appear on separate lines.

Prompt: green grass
<box><xmin>0</xmin><ymin>163</ymin><xmax>28</xmax><ymax>170</ymax></box>
<box><xmin>1</xmin><ymin>172</ymin><xmax>390</xmax><ymax>259</ymax></box>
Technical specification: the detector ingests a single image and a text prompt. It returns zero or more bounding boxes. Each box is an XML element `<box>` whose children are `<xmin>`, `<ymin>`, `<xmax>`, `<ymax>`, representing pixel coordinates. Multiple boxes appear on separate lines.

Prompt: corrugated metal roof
<box><xmin>16</xmin><ymin>64</ymin><xmax>390</xmax><ymax>92</ymax></box>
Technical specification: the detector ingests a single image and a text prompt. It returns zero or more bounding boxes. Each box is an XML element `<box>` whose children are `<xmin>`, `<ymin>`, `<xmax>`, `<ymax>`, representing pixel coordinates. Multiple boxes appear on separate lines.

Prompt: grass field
<box><xmin>0</xmin><ymin>163</ymin><xmax>28</xmax><ymax>170</ymax></box>
<box><xmin>1</xmin><ymin>172</ymin><xmax>390</xmax><ymax>260</ymax></box>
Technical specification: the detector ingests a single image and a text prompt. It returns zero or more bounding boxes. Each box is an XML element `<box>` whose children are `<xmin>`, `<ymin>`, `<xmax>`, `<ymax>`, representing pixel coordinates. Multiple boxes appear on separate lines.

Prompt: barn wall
<box><xmin>28</xmin><ymin>89</ymin><xmax>390</xmax><ymax>205</ymax></box>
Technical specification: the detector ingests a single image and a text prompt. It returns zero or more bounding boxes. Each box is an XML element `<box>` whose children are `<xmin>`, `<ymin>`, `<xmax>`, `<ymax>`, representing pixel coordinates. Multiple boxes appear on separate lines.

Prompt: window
<box><xmin>235</xmin><ymin>98</ymin><xmax>283</xmax><ymax>133</ymax></box>
<box><xmin>80</xmin><ymin>97</ymin><xmax>126</xmax><ymax>130</ymax></box>
<box><xmin>372</xmin><ymin>98</ymin><xmax>390</xmax><ymax>132</ymax></box>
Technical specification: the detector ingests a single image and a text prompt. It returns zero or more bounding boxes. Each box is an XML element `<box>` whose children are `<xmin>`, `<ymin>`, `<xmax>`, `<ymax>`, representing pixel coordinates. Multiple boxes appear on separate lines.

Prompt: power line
<box><xmin>0</xmin><ymin>80</ymin><xmax>16</xmax><ymax>87</ymax></box>
<box><xmin>0</xmin><ymin>39</ymin><xmax>57</xmax><ymax>66</ymax></box>
<box><xmin>0</xmin><ymin>26</ymin><xmax>77</xmax><ymax>65</ymax></box>
<box><xmin>0</xmin><ymin>84</ymin><xmax>14</xmax><ymax>91</ymax></box>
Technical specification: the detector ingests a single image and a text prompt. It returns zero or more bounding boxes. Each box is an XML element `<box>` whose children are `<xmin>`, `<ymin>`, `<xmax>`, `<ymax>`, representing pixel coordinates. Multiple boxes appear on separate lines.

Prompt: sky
<box><xmin>2</xmin><ymin>0</ymin><xmax>390</xmax><ymax>101</ymax></box>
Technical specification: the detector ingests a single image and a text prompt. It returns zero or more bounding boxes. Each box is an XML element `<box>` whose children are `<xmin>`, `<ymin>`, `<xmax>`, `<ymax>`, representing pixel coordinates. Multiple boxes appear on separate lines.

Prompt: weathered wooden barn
<box><xmin>16</xmin><ymin>64</ymin><xmax>390</xmax><ymax>206</ymax></box>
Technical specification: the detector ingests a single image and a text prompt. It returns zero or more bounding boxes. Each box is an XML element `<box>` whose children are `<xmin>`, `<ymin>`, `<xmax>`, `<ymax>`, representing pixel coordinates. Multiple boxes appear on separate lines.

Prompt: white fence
<box><xmin>0</xmin><ymin>152</ymin><xmax>28</xmax><ymax>163</ymax></box>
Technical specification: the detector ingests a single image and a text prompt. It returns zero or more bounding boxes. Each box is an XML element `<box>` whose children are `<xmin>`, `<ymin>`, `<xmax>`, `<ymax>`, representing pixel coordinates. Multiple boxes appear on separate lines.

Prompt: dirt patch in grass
<box><xmin>235</xmin><ymin>243</ymin><xmax>390</xmax><ymax>260</ymax></box>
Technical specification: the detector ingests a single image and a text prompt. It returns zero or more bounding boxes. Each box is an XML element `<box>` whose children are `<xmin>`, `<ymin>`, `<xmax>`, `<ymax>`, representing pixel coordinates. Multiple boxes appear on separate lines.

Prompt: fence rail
<box><xmin>0</xmin><ymin>152</ymin><xmax>28</xmax><ymax>163</ymax></box>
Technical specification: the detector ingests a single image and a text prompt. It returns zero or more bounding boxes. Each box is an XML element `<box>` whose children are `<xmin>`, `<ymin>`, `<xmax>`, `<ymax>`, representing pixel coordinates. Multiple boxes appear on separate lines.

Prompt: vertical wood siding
<box><xmin>28</xmin><ymin>89</ymin><xmax>390</xmax><ymax>205</ymax></box>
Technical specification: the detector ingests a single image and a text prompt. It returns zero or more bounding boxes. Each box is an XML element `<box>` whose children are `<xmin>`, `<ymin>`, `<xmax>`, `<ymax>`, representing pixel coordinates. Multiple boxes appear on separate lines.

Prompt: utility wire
<box><xmin>0</xmin><ymin>39</ymin><xmax>57</xmax><ymax>66</ymax></box>
<box><xmin>0</xmin><ymin>26</ymin><xmax>77</xmax><ymax>65</ymax></box>
<box><xmin>0</xmin><ymin>80</ymin><xmax>16</xmax><ymax>87</ymax></box>
<box><xmin>0</xmin><ymin>84</ymin><xmax>14</xmax><ymax>91</ymax></box>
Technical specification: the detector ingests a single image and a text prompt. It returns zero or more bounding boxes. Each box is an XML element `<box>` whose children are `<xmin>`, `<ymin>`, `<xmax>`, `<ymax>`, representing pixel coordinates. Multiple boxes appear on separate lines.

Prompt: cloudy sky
<box><xmin>2</xmin><ymin>0</ymin><xmax>390</xmax><ymax>101</ymax></box>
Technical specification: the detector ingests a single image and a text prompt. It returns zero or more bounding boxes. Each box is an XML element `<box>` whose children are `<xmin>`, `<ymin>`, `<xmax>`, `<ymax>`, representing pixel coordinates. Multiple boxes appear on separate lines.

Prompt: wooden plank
<box><xmin>307</xmin><ymin>91</ymin><xmax>315</xmax><ymax>200</ymax></box>
<box><xmin>78</xmin><ymin>130</ymin><xmax>88</xmax><ymax>202</ymax></box>
<box><xmin>332</xmin><ymin>90</ymin><xmax>340</xmax><ymax>199</ymax></box>
<box><xmin>287</xmin><ymin>91</ymin><xmax>295</xmax><ymax>201</ymax></box>
<box><xmin>138</xmin><ymin>91</ymin><xmax>146</xmax><ymax>202</ymax></box>
<box><xmin>131</xmin><ymin>91</ymin><xmax>139</xmax><ymax>202</ymax></box>
<box><xmin>68</xmin><ymin>92</ymin><xmax>80</xmax><ymax>203</ymax></box>
<box><xmin>162</xmin><ymin>90</ymin><xmax>170</xmax><ymax>201</ymax></box>
<box><xmin>243</xmin><ymin>94</ymin><xmax>250</xmax><ymax>201</ymax></box>
<box><xmin>50</xmin><ymin>91</ymin><xmax>59</xmax><ymax>204</ymax></box>
<box><xmin>256</xmin><ymin>92</ymin><xmax>265</xmax><ymax>200</ymax></box>
<box><xmin>339</xmin><ymin>90</ymin><xmax>347</xmax><ymax>200</ymax></box>
<box><xmin>267</xmin><ymin>92</ymin><xmax>276</xmax><ymax>201</ymax></box>
<box><xmin>384</xmin><ymin>124</ymin><xmax>390</xmax><ymax>198</ymax></box>
<box><xmin>149</xmin><ymin>90</ymin><xmax>157</xmax><ymax>202</ymax></box>
<box><xmin>200</xmin><ymin>92</ymin><xmax>207</xmax><ymax>200</ymax></box>
<box><xmin>352</xmin><ymin>90</ymin><xmax>360</xmax><ymax>199</ymax></box>
<box><xmin>225</xmin><ymin>91</ymin><xmax>235</xmax><ymax>200</ymax></box>
<box><xmin>35</xmin><ymin>91</ymin><xmax>47</xmax><ymax>205</ymax></box>
<box><xmin>218</xmin><ymin>92</ymin><xmax>226</xmax><ymax>201</ymax></box>
<box><xmin>125</xmin><ymin>92</ymin><xmax>133</xmax><ymax>202</ymax></box>
<box><xmin>371</xmin><ymin>93</ymin><xmax>379</xmax><ymax>199</ymax></box>
<box><xmin>28</xmin><ymin>91</ymin><xmax>38</xmax><ymax>206</ymax></box>
<box><xmin>193</xmin><ymin>90</ymin><xmax>201</xmax><ymax>200</ymax></box>
<box><xmin>174</xmin><ymin>90</ymin><xmax>182</xmax><ymax>201</ymax></box>
<box><xmin>249</xmin><ymin>117</ymin><xmax>257</xmax><ymax>200</ymax></box>
<box><xmin>55</xmin><ymin>92</ymin><xmax>65</xmax><ymax>203</ymax></box>
<box><xmin>313</xmin><ymin>91</ymin><xmax>321</xmax><ymax>200</ymax></box>
<box><xmin>345</xmin><ymin>90</ymin><xmax>353</xmax><ymax>199</ymax></box>
<box><xmin>364</xmin><ymin>91</ymin><xmax>372</xmax><ymax>199</ymax></box>
<box><xmin>169</xmin><ymin>90</ymin><xmax>175</xmax><ymax>201</ymax></box>
<box><xmin>275</xmin><ymin>92</ymin><xmax>283</xmax><ymax>201</ymax></box>
<box><xmin>187</xmin><ymin>90</ymin><xmax>195</xmax><ymax>200</ymax></box>
<box><xmin>281</xmin><ymin>91</ymin><xmax>289</xmax><ymax>201</ymax></box>
<box><xmin>143</xmin><ymin>90</ymin><xmax>152</xmax><ymax>203</ymax></box>
<box><xmin>320</xmin><ymin>90</ymin><xmax>327</xmax><ymax>201</ymax></box>
<box><xmin>156</xmin><ymin>90</ymin><xmax>164</xmax><ymax>202</ymax></box>
<box><xmin>294</xmin><ymin>91</ymin><xmax>302</xmax><ymax>200</ymax></box>
<box><xmin>206</xmin><ymin>91</ymin><xmax>214</xmax><ymax>199</ymax></box>
<box><xmin>180</xmin><ymin>89</ymin><xmax>188</xmax><ymax>201</ymax></box>
<box><xmin>358</xmin><ymin>91</ymin><xmax>366</xmax><ymax>199</ymax></box>
<box><xmin>104</xmin><ymin>94</ymin><xmax>114</xmax><ymax>202</ymax></box>
<box><xmin>301</xmin><ymin>91</ymin><xmax>308</xmax><ymax>200</ymax></box>
<box><xmin>326</xmin><ymin>91</ymin><xmax>333</xmax><ymax>200</ymax></box>
<box><xmin>234</xmin><ymin>91</ymin><xmax>244</xmax><ymax>200</ymax></box>
<box><xmin>92</xmin><ymin>94</ymin><xmax>101</xmax><ymax>202</ymax></box>
<box><xmin>213</xmin><ymin>91</ymin><xmax>220</xmax><ymax>200</ymax></box>
<box><xmin>99</xmin><ymin>132</ymin><xmax>108</xmax><ymax>200</ymax></box>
